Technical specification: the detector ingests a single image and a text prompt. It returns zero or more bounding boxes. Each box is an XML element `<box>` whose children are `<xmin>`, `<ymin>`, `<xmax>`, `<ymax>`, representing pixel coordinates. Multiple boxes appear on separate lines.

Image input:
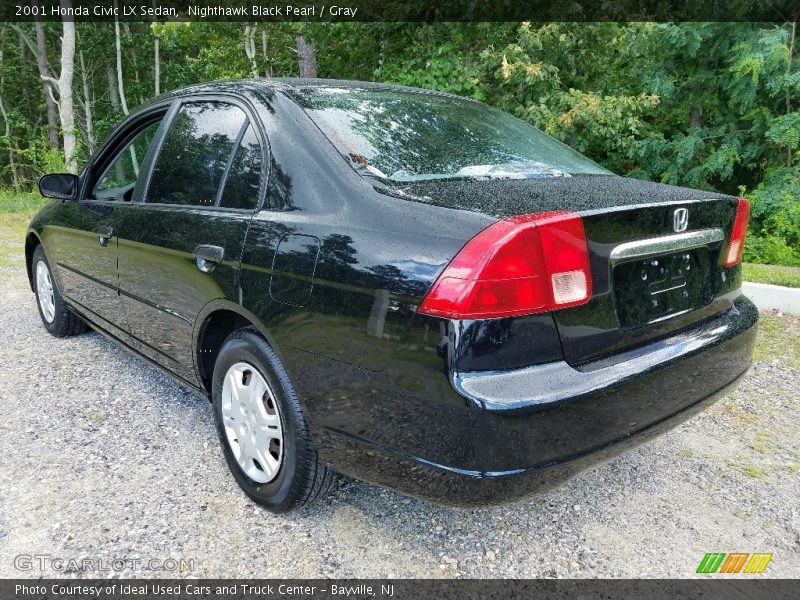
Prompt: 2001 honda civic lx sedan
<box><xmin>27</xmin><ymin>79</ymin><xmax>757</xmax><ymax>512</ymax></box>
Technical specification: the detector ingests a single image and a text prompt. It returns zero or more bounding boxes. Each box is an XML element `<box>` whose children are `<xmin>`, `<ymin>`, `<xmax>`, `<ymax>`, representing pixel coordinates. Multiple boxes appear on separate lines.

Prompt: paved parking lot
<box><xmin>0</xmin><ymin>247</ymin><xmax>798</xmax><ymax>578</ymax></box>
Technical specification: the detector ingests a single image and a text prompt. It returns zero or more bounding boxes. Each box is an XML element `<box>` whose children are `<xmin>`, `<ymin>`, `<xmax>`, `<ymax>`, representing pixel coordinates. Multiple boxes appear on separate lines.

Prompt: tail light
<box><xmin>724</xmin><ymin>197</ymin><xmax>750</xmax><ymax>267</ymax></box>
<box><xmin>418</xmin><ymin>211</ymin><xmax>592</xmax><ymax>319</ymax></box>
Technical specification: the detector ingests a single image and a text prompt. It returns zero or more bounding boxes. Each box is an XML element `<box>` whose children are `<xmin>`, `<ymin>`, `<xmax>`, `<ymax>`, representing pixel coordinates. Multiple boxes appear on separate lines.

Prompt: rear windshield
<box><xmin>294</xmin><ymin>87</ymin><xmax>611</xmax><ymax>182</ymax></box>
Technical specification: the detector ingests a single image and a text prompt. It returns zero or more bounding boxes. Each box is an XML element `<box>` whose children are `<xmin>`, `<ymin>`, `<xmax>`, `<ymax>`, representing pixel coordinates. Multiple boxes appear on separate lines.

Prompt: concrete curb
<box><xmin>742</xmin><ymin>282</ymin><xmax>800</xmax><ymax>315</ymax></box>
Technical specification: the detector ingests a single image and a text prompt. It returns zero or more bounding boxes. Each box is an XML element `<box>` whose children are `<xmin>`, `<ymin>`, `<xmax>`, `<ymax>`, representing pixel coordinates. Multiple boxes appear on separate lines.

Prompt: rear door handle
<box><xmin>96</xmin><ymin>226</ymin><xmax>113</xmax><ymax>247</ymax></box>
<box><xmin>193</xmin><ymin>244</ymin><xmax>225</xmax><ymax>273</ymax></box>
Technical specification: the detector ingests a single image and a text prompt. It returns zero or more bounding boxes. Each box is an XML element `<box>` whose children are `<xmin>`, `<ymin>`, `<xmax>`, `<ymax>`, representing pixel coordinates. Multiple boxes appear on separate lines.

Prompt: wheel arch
<box><xmin>193</xmin><ymin>299</ymin><xmax>283</xmax><ymax>396</ymax></box>
<box><xmin>25</xmin><ymin>230</ymin><xmax>43</xmax><ymax>292</ymax></box>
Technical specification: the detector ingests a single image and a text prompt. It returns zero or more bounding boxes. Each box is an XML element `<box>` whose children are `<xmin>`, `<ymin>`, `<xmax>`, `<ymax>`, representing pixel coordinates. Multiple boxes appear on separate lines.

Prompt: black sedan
<box><xmin>26</xmin><ymin>79</ymin><xmax>757</xmax><ymax>512</ymax></box>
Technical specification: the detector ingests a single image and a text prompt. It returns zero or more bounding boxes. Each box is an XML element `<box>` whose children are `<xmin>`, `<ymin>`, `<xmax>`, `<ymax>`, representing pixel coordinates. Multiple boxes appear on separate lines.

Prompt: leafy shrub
<box><xmin>744</xmin><ymin>167</ymin><xmax>800</xmax><ymax>266</ymax></box>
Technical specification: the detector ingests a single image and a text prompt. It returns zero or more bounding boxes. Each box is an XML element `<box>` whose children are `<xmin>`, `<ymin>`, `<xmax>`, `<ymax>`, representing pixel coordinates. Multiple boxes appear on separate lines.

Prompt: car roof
<box><xmin>269</xmin><ymin>78</ymin><xmax>474</xmax><ymax>99</ymax></box>
<box><xmin>126</xmin><ymin>77</ymin><xmax>482</xmax><ymax>138</ymax></box>
<box><xmin>148</xmin><ymin>77</ymin><xmax>478</xmax><ymax>105</ymax></box>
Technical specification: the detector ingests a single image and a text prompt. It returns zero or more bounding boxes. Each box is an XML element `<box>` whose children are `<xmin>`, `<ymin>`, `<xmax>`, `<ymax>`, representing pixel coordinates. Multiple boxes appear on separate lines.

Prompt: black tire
<box><xmin>32</xmin><ymin>245</ymin><xmax>88</xmax><ymax>337</ymax></box>
<box><xmin>211</xmin><ymin>327</ymin><xmax>336</xmax><ymax>512</ymax></box>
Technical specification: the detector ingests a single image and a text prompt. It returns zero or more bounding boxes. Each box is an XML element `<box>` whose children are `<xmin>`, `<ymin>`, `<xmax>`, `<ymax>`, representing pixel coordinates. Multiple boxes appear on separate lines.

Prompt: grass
<box><xmin>743</xmin><ymin>262</ymin><xmax>800</xmax><ymax>288</ymax></box>
<box><xmin>0</xmin><ymin>190</ymin><xmax>51</xmax><ymax>268</ymax></box>
<box><xmin>742</xmin><ymin>464</ymin><xmax>769</xmax><ymax>478</ymax></box>
<box><xmin>750</xmin><ymin>431</ymin><xmax>772</xmax><ymax>454</ymax></box>
<box><xmin>723</xmin><ymin>402</ymin><xmax>758</xmax><ymax>424</ymax></box>
<box><xmin>728</xmin><ymin>454</ymin><xmax>771</xmax><ymax>479</ymax></box>
<box><xmin>0</xmin><ymin>188</ymin><xmax>50</xmax><ymax>215</ymax></box>
<box><xmin>752</xmin><ymin>312</ymin><xmax>800</xmax><ymax>370</ymax></box>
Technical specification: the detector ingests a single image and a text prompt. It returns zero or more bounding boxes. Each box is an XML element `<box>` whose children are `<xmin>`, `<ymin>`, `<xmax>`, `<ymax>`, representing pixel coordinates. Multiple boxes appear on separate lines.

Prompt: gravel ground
<box><xmin>0</xmin><ymin>255</ymin><xmax>798</xmax><ymax>579</ymax></box>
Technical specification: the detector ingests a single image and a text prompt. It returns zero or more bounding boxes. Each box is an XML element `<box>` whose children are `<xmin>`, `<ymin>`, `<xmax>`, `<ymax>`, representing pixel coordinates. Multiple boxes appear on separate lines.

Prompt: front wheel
<box><xmin>32</xmin><ymin>245</ymin><xmax>88</xmax><ymax>337</ymax></box>
<box><xmin>211</xmin><ymin>328</ymin><xmax>335</xmax><ymax>512</ymax></box>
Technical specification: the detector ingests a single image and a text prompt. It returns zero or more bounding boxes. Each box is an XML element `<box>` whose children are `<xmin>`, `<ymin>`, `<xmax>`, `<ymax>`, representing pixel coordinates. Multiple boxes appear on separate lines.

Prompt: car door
<box><xmin>115</xmin><ymin>98</ymin><xmax>265</xmax><ymax>380</ymax></box>
<box><xmin>50</xmin><ymin>116</ymin><xmax>163</xmax><ymax>333</ymax></box>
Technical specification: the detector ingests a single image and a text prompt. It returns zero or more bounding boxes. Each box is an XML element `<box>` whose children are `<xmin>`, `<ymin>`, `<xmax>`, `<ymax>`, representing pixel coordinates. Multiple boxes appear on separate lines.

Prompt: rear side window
<box><xmin>219</xmin><ymin>123</ymin><xmax>262</xmax><ymax>210</ymax></box>
<box><xmin>147</xmin><ymin>101</ymin><xmax>247</xmax><ymax>207</ymax></box>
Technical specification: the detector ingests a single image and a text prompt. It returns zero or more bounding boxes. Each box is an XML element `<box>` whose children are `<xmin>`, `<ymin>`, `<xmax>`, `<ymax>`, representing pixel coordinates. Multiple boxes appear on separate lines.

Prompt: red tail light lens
<box><xmin>418</xmin><ymin>211</ymin><xmax>592</xmax><ymax>319</ymax></box>
<box><xmin>724</xmin><ymin>197</ymin><xmax>750</xmax><ymax>267</ymax></box>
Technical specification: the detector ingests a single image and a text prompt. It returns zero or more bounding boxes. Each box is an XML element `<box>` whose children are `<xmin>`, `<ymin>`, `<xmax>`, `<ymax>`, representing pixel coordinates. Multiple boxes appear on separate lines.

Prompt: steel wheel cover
<box><xmin>221</xmin><ymin>362</ymin><xmax>284</xmax><ymax>483</ymax></box>
<box><xmin>35</xmin><ymin>260</ymin><xmax>56</xmax><ymax>323</ymax></box>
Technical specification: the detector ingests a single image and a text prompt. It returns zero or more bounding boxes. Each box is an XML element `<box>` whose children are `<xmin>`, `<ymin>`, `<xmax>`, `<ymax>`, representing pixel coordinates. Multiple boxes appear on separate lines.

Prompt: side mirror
<box><xmin>38</xmin><ymin>173</ymin><xmax>79</xmax><ymax>200</ymax></box>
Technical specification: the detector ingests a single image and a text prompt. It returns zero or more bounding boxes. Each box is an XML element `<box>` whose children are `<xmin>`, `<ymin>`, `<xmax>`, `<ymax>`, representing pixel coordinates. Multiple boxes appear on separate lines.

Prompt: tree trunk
<box><xmin>0</xmin><ymin>93</ymin><xmax>21</xmax><ymax>194</ymax></box>
<box><xmin>262</xmin><ymin>30</ymin><xmax>271</xmax><ymax>77</ymax></box>
<box><xmin>34</xmin><ymin>16</ymin><xmax>59</xmax><ymax>149</ymax></box>
<box><xmin>79</xmin><ymin>49</ymin><xmax>95</xmax><ymax>155</ymax></box>
<box><xmin>18</xmin><ymin>28</ymin><xmax>27</xmax><ymax>61</ymax></box>
<box><xmin>0</xmin><ymin>47</ymin><xmax>22</xmax><ymax>194</ymax></box>
<box><xmin>56</xmin><ymin>6</ymin><xmax>77</xmax><ymax>174</ymax></box>
<box><xmin>17</xmin><ymin>2</ymin><xmax>77</xmax><ymax>174</ymax></box>
<box><xmin>154</xmin><ymin>34</ymin><xmax>160</xmax><ymax>96</ymax></box>
<box><xmin>151</xmin><ymin>0</ymin><xmax>160</xmax><ymax>95</ymax></box>
<box><xmin>114</xmin><ymin>9</ymin><xmax>130</xmax><ymax>116</ymax></box>
<box><xmin>379</xmin><ymin>36</ymin><xmax>387</xmax><ymax>72</ymax></box>
<box><xmin>107</xmin><ymin>65</ymin><xmax>120</xmax><ymax>112</ymax></box>
<box><xmin>114</xmin><ymin>13</ymin><xmax>140</xmax><ymax>174</ymax></box>
<box><xmin>787</xmin><ymin>18</ymin><xmax>796</xmax><ymax>166</ymax></box>
<box><xmin>125</xmin><ymin>23</ymin><xmax>143</xmax><ymax>104</ymax></box>
<box><xmin>244</xmin><ymin>25</ymin><xmax>258</xmax><ymax>78</ymax></box>
<box><xmin>295</xmin><ymin>35</ymin><xmax>317</xmax><ymax>78</ymax></box>
<box><xmin>104</xmin><ymin>65</ymin><xmax>124</xmax><ymax>181</ymax></box>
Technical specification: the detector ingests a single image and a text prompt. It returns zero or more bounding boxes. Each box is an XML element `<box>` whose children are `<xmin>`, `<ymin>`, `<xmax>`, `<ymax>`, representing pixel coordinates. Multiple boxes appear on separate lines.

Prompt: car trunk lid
<box><xmin>555</xmin><ymin>197</ymin><xmax>740</xmax><ymax>366</ymax></box>
<box><xmin>386</xmin><ymin>175</ymin><xmax>741</xmax><ymax>366</ymax></box>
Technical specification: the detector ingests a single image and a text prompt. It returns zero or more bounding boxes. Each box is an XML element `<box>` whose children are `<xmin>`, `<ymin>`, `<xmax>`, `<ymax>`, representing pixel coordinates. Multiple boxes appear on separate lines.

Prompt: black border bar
<box><xmin>3</xmin><ymin>579</ymin><xmax>798</xmax><ymax>600</ymax></box>
<box><xmin>2</xmin><ymin>0</ymin><xmax>800</xmax><ymax>22</ymax></box>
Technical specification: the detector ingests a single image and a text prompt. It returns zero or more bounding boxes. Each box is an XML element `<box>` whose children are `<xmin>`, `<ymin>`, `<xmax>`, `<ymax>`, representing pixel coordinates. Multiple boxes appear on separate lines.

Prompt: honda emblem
<box><xmin>673</xmin><ymin>208</ymin><xmax>689</xmax><ymax>232</ymax></box>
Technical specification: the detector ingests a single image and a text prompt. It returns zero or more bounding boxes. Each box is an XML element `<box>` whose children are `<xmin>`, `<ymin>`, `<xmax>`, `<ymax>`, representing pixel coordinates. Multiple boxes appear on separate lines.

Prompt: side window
<box><xmin>219</xmin><ymin>123</ymin><xmax>262</xmax><ymax>210</ymax></box>
<box><xmin>147</xmin><ymin>101</ymin><xmax>247</xmax><ymax>206</ymax></box>
<box><xmin>92</xmin><ymin>120</ymin><xmax>161</xmax><ymax>201</ymax></box>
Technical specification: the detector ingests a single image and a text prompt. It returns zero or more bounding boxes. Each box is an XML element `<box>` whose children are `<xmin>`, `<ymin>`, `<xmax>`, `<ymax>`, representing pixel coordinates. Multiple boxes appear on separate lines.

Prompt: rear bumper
<box><xmin>320</xmin><ymin>295</ymin><xmax>758</xmax><ymax>505</ymax></box>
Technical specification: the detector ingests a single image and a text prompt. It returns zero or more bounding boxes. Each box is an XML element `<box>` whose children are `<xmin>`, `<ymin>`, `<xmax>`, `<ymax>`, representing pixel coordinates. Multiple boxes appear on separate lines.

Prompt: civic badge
<box><xmin>673</xmin><ymin>208</ymin><xmax>689</xmax><ymax>232</ymax></box>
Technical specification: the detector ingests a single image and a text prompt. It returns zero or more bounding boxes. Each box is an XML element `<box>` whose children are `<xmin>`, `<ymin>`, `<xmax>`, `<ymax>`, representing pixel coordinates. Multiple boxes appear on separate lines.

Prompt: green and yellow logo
<box><xmin>696</xmin><ymin>552</ymin><xmax>773</xmax><ymax>574</ymax></box>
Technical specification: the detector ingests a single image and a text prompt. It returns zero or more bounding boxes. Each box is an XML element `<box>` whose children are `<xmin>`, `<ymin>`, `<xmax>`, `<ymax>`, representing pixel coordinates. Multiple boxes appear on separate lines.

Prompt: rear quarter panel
<box><xmin>239</xmin><ymin>91</ymin><xmax>494</xmax><ymax>372</ymax></box>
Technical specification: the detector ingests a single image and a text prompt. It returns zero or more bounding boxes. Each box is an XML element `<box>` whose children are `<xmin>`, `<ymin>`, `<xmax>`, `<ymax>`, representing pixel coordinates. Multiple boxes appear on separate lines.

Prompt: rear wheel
<box><xmin>211</xmin><ymin>328</ymin><xmax>335</xmax><ymax>512</ymax></box>
<box><xmin>32</xmin><ymin>245</ymin><xmax>88</xmax><ymax>337</ymax></box>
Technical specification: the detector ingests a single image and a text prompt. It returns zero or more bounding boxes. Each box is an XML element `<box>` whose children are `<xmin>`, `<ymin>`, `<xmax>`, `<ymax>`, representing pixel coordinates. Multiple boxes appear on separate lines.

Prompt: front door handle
<box><xmin>96</xmin><ymin>226</ymin><xmax>113</xmax><ymax>247</ymax></box>
<box><xmin>193</xmin><ymin>244</ymin><xmax>225</xmax><ymax>273</ymax></box>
